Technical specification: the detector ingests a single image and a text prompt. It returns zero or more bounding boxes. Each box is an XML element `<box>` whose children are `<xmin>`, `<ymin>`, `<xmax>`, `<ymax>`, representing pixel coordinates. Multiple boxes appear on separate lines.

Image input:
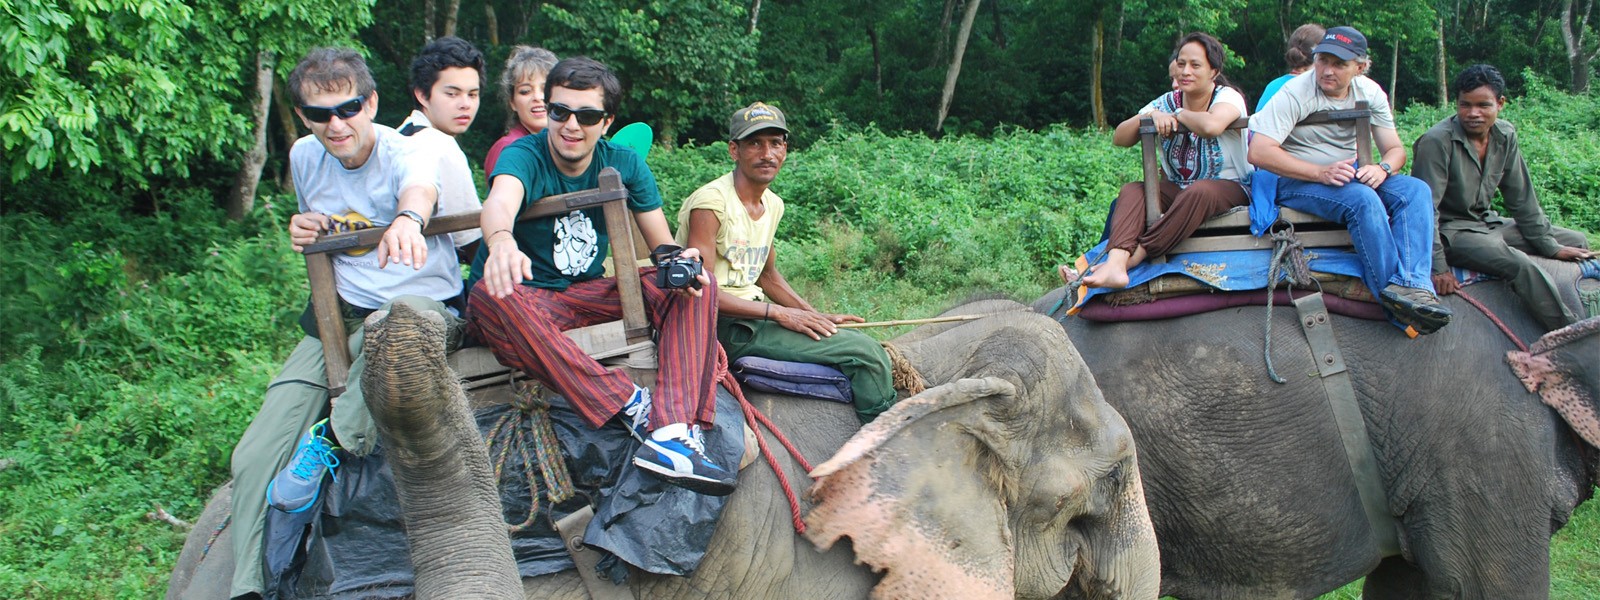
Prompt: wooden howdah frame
<box><xmin>1137</xmin><ymin>101</ymin><xmax>1372</xmax><ymax>261</ymax></box>
<box><xmin>299</xmin><ymin>167</ymin><xmax>648</xmax><ymax>397</ymax></box>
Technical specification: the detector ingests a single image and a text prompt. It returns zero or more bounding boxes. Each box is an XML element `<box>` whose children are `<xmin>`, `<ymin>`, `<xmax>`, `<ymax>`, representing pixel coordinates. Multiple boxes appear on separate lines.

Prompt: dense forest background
<box><xmin>4</xmin><ymin>0</ymin><xmax>1600</xmax><ymax>597</ymax></box>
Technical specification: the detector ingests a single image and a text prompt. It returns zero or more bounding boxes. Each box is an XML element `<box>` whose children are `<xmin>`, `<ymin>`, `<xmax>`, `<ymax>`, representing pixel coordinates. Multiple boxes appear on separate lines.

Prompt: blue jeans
<box><xmin>1276</xmin><ymin>174</ymin><xmax>1437</xmax><ymax>298</ymax></box>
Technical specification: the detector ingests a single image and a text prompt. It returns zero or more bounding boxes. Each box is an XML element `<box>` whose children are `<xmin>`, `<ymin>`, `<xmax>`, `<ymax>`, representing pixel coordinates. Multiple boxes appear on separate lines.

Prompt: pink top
<box><xmin>484</xmin><ymin>123</ymin><xmax>533</xmax><ymax>180</ymax></box>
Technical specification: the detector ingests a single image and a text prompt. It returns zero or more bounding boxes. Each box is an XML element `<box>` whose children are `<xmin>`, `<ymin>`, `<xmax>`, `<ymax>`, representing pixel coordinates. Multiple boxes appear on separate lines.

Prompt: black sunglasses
<box><xmin>299</xmin><ymin>96</ymin><xmax>366</xmax><ymax>124</ymax></box>
<box><xmin>548</xmin><ymin>103</ymin><xmax>610</xmax><ymax>126</ymax></box>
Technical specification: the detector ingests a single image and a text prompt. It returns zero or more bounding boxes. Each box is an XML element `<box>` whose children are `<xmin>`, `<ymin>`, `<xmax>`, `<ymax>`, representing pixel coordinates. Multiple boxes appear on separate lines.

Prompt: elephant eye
<box><xmin>1104</xmin><ymin>463</ymin><xmax>1123</xmax><ymax>488</ymax></box>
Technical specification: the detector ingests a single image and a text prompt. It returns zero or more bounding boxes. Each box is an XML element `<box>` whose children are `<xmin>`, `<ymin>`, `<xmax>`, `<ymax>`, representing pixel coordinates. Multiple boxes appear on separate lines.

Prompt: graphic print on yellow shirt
<box><xmin>674</xmin><ymin>173</ymin><xmax>784</xmax><ymax>302</ymax></box>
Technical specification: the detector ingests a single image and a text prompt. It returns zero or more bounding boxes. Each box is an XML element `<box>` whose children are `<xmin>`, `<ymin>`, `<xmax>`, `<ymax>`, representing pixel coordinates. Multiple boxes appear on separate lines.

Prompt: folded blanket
<box><xmin>732</xmin><ymin>356</ymin><xmax>853</xmax><ymax>404</ymax></box>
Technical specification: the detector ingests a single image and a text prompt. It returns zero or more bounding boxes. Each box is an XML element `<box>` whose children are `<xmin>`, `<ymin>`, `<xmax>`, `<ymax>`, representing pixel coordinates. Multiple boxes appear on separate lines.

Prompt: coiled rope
<box><xmin>488</xmin><ymin>378</ymin><xmax>575</xmax><ymax>533</ymax></box>
<box><xmin>881</xmin><ymin>341</ymin><xmax>928</xmax><ymax>396</ymax></box>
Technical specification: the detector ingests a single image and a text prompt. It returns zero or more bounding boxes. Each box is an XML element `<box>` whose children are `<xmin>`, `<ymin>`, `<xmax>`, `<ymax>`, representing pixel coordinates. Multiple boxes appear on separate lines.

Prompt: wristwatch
<box><xmin>1378</xmin><ymin>162</ymin><xmax>1393</xmax><ymax>174</ymax></box>
<box><xmin>395</xmin><ymin>209</ymin><xmax>427</xmax><ymax>228</ymax></box>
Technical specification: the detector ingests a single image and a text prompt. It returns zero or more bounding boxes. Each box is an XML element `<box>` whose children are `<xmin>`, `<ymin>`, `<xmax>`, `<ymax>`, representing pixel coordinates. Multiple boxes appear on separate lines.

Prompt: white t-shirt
<box><xmin>1139</xmin><ymin>85</ymin><xmax>1252</xmax><ymax>184</ymax></box>
<box><xmin>399</xmin><ymin>110</ymin><xmax>483</xmax><ymax>247</ymax></box>
<box><xmin>1250</xmin><ymin>71</ymin><xmax>1396</xmax><ymax>166</ymax></box>
<box><xmin>290</xmin><ymin>125</ymin><xmax>462</xmax><ymax>310</ymax></box>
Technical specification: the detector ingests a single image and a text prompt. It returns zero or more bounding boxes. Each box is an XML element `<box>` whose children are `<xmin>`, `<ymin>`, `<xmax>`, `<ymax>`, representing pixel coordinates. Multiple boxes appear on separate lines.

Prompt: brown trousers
<box><xmin>1106</xmin><ymin>179</ymin><xmax>1250</xmax><ymax>257</ymax></box>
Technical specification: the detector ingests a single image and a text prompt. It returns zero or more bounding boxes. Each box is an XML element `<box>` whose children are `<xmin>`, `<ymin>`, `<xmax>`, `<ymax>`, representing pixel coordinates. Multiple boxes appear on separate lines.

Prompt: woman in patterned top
<box><xmin>1072</xmin><ymin>32</ymin><xmax>1254</xmax><ymax>289</ymax></box>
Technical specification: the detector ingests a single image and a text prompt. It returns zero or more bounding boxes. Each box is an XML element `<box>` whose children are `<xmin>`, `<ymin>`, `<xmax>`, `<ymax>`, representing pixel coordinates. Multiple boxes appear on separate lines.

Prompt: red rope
<box><xmin>1456</xmin><ymin>290</ymin><xmax>1529</xmax><ymax>352</ymax></box>
<box><xmin>715</xmin><ymin>349</ymin><xmax>813</xmax><ymax>534</ymax></box>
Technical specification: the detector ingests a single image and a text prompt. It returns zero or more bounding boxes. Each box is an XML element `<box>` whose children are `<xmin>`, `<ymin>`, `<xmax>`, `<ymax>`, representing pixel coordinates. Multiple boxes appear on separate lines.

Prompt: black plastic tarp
<box><xmin>262</xmin><ymin>386</ymin><xmax>747</xmax><ymax>599</ymax></box>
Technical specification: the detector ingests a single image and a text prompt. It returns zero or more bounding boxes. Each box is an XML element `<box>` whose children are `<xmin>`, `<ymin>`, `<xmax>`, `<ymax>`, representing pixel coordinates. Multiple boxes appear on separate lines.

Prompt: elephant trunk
<box><xmin>361</xmin><ymin>304</ymin><xmax>522</xmax><ymax>599</ymax></box>
<box><xmin>1067</xmin><ymin>462</ymin><xmax>1161</xmax><ymax>600</ymax></box>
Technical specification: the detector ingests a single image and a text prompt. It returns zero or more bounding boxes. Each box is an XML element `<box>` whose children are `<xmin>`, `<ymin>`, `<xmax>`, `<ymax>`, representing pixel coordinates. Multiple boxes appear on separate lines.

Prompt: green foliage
<box><xmin>0</xmin><ymin>0</ymin><xmax>373</xmax><ymax>185</ymax></box>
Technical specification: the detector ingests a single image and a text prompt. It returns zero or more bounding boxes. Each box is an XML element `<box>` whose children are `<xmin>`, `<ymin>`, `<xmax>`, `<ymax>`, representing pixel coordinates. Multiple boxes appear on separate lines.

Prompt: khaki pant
<box><xmin>228</xmin><ymin>296</ymin><xmax>462</xmax><ymax>598</ymax></box>
<box><xmin>1442</xmin><ymin>222</ymin><xmax>1590</xmax><ymax>331</ymax></box>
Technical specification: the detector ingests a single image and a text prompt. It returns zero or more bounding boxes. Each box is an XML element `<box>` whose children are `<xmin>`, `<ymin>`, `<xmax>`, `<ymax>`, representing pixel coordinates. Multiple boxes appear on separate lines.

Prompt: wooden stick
<box><xmin>836</xmin><ymin>313</ymin><xmax>993</xmax><ymax>329</ymax></box>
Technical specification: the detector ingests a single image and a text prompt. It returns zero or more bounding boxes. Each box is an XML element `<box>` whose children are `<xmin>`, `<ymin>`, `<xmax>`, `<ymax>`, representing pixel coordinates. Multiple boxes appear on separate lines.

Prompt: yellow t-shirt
<box><xmin>675</xmin><ymin>173</ymin><xmax>784</xmax><ymax>302</ymax></box>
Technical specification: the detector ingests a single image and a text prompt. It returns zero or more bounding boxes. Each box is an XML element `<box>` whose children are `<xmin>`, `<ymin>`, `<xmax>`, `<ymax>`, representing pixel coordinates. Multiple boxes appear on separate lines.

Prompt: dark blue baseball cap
<box><xmin>1314</xmin><ymin>26</ymin><xmax>1368</xmax><ymax>60</ymax></box>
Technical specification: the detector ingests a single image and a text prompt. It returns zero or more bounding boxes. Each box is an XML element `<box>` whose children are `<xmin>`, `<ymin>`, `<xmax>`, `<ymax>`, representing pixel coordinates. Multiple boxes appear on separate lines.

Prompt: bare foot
<box><xmin>1058</xmin><ymin>265</ymin><xmax>1080</xmax><ymax>284</ymax></box>
<box><xmin>1081</xmin><ymin>264</ymin><xmax>1130</xmax><ymax>289</ymax></box>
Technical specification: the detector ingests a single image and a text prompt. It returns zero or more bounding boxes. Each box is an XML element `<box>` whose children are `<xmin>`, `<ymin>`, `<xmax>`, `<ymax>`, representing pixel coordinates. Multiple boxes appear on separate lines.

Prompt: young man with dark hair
<box><xmin>678</xmin><ymin>102</ymin><xmax>898</xmax><ymax>423</ymax></box>
<box><xmin>1412</xmin><ymin>64</ymin><xmax>1594</xmax><ymax>331</ymax></box>
<box><xmin>469</xmin><ymin>57</ymin><xmax>736</xmax><ymax>496</ymax></box>
<box><xmin>1250</xmin><ymin>26</ymin><xmax>1453</xmax><ymax>335</ymax></box>
<box><xmin>399</xmin><ymin>35</ymin><xmax>486</xmax><ymax>253</ymax></box>
<box><xmin>228</xmin><ymin>47</ymin><xmax>461</xmax><ymax>599</ymax></box>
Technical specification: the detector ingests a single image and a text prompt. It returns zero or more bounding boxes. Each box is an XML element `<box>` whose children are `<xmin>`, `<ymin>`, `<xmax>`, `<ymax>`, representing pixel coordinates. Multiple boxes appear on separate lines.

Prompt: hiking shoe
<box><xmin>267</xmin><ymin>419</ymin><xmax>341</xmax><ymax>513</ymax></box>
<box><xmin>633</xmin><ymin>424</ymin><xmax>737</xmax><ymax>496</ymax></box>
<box><xmin>621</xmin><ymin>386</ymin><xmax>652</xmax><ymax>441</ymax></box>
<box><xmin>1380</xmin><ymin>284</ymin><xmax>1454</xmax><ymax>335</ymax></box>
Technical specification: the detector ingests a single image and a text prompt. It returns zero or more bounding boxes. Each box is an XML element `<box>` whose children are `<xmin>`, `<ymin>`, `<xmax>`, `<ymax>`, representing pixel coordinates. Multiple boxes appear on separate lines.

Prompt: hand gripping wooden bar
<box><xmin>301</xmin><ymin>167</ymin><xmax>644</xmax><ymax>397</ymax></box>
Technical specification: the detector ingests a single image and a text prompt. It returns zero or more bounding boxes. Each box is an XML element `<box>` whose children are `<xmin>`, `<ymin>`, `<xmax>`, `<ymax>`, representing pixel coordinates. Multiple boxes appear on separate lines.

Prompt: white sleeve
<box><xmin>1359</xmin><ymin>77</ymin><xmax>1397</xmax><ymax>129</ymax></box>
<box><xmin>1248</xmin><ymin>85</ymin><xmax>1303</xmax><ymax>143</ymax></box>
<box><xmin>1216</xmin><ymin>86</ymin><xmax>1248</xmax><ymax>117</ymax></box>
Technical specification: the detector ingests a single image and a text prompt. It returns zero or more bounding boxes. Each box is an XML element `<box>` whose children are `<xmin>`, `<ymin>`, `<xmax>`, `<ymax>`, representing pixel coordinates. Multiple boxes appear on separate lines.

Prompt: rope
<box><xmin>1262</xmin><ymin>224</ymin><xmax>1311</xmax><ymax>384</ymax></box>
<box><xmin>487</xmin><ymin>377</ymin><xmax>575</xmax><ymax>533</ymax></box>
<box><xmin>200</xmin><ymin>514</ymin><xmax>231</xmax><ymax>559</ymax></box>
<box><xmin>714</xmin><ymin>349</ymin><xmax>814</xmax><ymax>534</ymax></box>
<box><xmin>880</xmin><ymin>341</ymin><xmax>928</xmax><ymax>395</ymax></box>
<box><xmin>1455</xmin><ymin>290</ymin><xmax>1528</xmax><ymax>353</ymax></box>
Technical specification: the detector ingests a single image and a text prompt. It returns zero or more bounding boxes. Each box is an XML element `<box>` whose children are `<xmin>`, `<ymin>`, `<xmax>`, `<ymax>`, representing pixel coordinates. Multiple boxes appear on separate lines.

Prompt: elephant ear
<box><xmin>1508</xmin><ymin>317</ymin><xmax>1600</xmax><ymax>448</ymax></box>
<box><xmin>805</xmin><ymin>377</ymin><xmax>1018</xmax><ymax>600</ymax></box>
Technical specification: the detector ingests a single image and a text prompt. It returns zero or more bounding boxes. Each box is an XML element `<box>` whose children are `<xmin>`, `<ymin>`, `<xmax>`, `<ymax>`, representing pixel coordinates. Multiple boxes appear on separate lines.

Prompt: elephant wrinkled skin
<box><xmin>166</xmin><ymin>308</ymin><xmax>1160</xmax><ymax>600</ymax></box>
<box><xmin>1035</xmin><ymin>256</ymin><xmax>1600</xmax><ymax>600</ymax></box>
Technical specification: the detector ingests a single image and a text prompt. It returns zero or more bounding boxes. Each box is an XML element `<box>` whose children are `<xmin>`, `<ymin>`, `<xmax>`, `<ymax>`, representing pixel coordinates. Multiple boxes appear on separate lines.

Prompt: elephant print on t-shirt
<box><xmin>554</xmin><ymin>210</ymin><xmax>598</xmax><ymax>276</ymax></box>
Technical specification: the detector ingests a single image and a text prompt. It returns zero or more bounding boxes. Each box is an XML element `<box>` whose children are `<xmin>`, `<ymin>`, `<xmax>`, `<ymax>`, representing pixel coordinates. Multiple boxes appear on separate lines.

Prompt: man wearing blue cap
<box><xmin>1250</xmin><ymin>26</ymin><xmax>1453</xmax><ymax>335</ymax></box>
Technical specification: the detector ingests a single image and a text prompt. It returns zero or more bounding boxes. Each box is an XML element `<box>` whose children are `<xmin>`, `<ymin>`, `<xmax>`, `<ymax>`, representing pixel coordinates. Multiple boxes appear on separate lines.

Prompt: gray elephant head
<box><xmin>805</xmin><ymin>311</ymin><xmax>1160</xmax><ymax>600</ymax></box>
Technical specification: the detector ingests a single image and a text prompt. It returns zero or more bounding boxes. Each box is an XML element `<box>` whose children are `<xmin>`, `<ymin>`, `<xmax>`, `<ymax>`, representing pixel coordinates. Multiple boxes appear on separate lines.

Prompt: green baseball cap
<box><xmin>729</xmin><ymin>102</ymin><xmax>788</xmax><ymax>140</ymax></box>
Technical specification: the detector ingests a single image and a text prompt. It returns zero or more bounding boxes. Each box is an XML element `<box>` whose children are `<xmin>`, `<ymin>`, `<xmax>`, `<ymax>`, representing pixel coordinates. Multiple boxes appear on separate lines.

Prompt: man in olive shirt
<box><xmin>1412</xmin><ymin>64</ymin><xmax>1594</xmax><ymax>331</ymax></box>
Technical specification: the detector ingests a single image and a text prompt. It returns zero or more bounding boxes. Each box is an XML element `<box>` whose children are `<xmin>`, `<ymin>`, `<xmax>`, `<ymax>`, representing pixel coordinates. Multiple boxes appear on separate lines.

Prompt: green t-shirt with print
<box><xmin>471</xmin><ymin>130</ymin><xmax>663</xmax><ymax>291</ymax></box>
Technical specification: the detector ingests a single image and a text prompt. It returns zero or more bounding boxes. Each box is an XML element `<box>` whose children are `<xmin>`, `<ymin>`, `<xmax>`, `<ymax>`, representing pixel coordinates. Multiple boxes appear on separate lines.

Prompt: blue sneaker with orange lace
<box><xmin>266</xmin><ymin>419</ymin><xmax>341</xmax><ymax>513</ymax></box>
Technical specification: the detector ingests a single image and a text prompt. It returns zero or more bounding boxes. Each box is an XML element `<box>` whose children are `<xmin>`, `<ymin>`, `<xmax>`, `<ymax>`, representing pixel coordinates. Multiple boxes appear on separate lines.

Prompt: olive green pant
<box><xmin>1442</xmin><ymin>223</ymin><xmax>1590</xmax><ymax>331</ymax></box>
<box><xmin>717</xmin><ymin>316</ymin><xmax>897</xmax><ymax>423</ymax></box>
<box><xmin>228</xmin><ymin>296</ymin><xmax>462</xmax><ymax>598</ymax></box>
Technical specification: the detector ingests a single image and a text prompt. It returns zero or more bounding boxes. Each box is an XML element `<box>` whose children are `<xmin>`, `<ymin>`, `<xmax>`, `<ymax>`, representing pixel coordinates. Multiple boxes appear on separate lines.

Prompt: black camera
<box><xmin>651</xmin><ymin>244</ymin><xmax>704</xmax><ymax>290</ymax></box>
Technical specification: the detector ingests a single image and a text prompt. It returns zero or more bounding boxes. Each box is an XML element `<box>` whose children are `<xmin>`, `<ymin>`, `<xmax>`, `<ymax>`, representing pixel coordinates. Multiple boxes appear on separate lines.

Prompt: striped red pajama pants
<box><xmin>468</xmin><ymin>268</ymin><xmax>720</xmax><ymax>430</ymax></box>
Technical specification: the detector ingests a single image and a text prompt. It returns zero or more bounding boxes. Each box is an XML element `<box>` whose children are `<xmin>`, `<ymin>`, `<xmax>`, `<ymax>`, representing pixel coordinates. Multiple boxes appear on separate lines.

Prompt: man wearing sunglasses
<box><xmin>228</xmin><ymin>47</ymin><xmax>464</xmax><ymax>600</ymax></box>
<box><xmin>468</xmin><ymin>57</ymin><xmax>736</xmax><ymax>496</ymax></box>
<box><xmin>677</xmin><ymin>103</ymin><xmax>898</xmax><ymax>424</ymax></box>
<box><xmin>398</xmin><ymin>36</ymin><xmax>487</xmax><ymax>259</ymax></box>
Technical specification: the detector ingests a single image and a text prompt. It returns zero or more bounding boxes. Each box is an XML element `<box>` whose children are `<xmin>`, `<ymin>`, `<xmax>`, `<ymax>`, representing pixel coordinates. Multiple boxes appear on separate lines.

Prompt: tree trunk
<box><xmin>1389</xmin><ymin>39</ymin><xmax>1401</xmax><ymax>110</ymax></box>
<box><xmin>424</xmin><ymin>0</ymin><xmax>437</xmax><ymax>42</ymax></box>
<box><xmin>990</xmin><ymin>0</ymin><xmax>1006</xmax><ymax>49</ymax></box>
<box><xmin>443</xmin><ymin>0</ymin><xmax>461</xmax><ymax>37</ymax></box>
<box><xmin>228</xmin><ymin>51</ymin><xmax>274</xmax><ymax>221</ymax></box>
<box><xmin>869</xmin><ymin>25</ymin><xmax>883</xmax><ymax>98</ymax></box>
<box><xmin>1092</xmin><ymin>10</ymin><xmax>1107</xmax><ymax>129</ymax></box>
<box><xmin>1561</xmin><ymin>0</ymin><xmax>1599</xmax><ymax>93</ymax></box>
<box><xmin>485</xmin><ymin>2</ymin><xmax>499</xmax><ymax>46</ymax></box>
<box><xmin>749</xmin><ymin>0</ymin><xmax>762</xmax><ymax>34</ymax></box>
<box><xmin>1279</xmin><ymin>0</ymin><xmax>1297</xmax><ymax>44</ymax></box>
<box><xmin>1437</xmin><ymin>15</ymin><xmax>1448</xmax><ymax>105</ymax></box>
<box><xmin>273</xmin><ymin>77</ymin><xmax>300</xmax><ymax>189</ymax></box>
<box><xmin>935</xmin><ymin>0</ymin><xmax>982</xmax><ymax>133</ymax></box>
<box><xmin>934</xmin><ymin>0</ymin><xmax>958</xmax><ymax>68</ymax></box>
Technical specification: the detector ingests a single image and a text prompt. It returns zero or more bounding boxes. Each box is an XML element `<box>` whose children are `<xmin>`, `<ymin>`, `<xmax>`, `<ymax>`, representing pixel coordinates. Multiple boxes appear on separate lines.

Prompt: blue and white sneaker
<box><xmin>266</xmin><ymin>419</ymin><xmax>341</xmax><ymax>513</ymax></box>
<box><xmin>633</xmin><ymin>423</ymin><xmax>736</xmax><ymax>496</ymax></box>
<box><xmin>621</xmin><ymin>385</ymin><xmax>652</xmax><ymax>441</ymax></box>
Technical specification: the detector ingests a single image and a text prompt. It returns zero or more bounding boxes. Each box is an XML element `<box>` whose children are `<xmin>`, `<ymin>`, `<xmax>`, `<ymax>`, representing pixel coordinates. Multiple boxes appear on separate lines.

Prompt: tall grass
<box><xmin>1</xmin><ymin>88</ymin><xmax>1597</xmax><ymax>597</ymax></box>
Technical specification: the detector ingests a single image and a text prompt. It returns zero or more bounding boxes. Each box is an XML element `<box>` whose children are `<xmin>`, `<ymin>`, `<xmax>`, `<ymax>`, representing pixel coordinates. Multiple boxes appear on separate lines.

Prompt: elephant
<box><xmin>166</xmin><ymin>304</ymin><xmax>1161</xmax><ymax>599</ymax></box>
<box><xmin>1032</xmin><ymin>256</ymin><xmax>1600</xmax><ymax>599</ymax></box>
